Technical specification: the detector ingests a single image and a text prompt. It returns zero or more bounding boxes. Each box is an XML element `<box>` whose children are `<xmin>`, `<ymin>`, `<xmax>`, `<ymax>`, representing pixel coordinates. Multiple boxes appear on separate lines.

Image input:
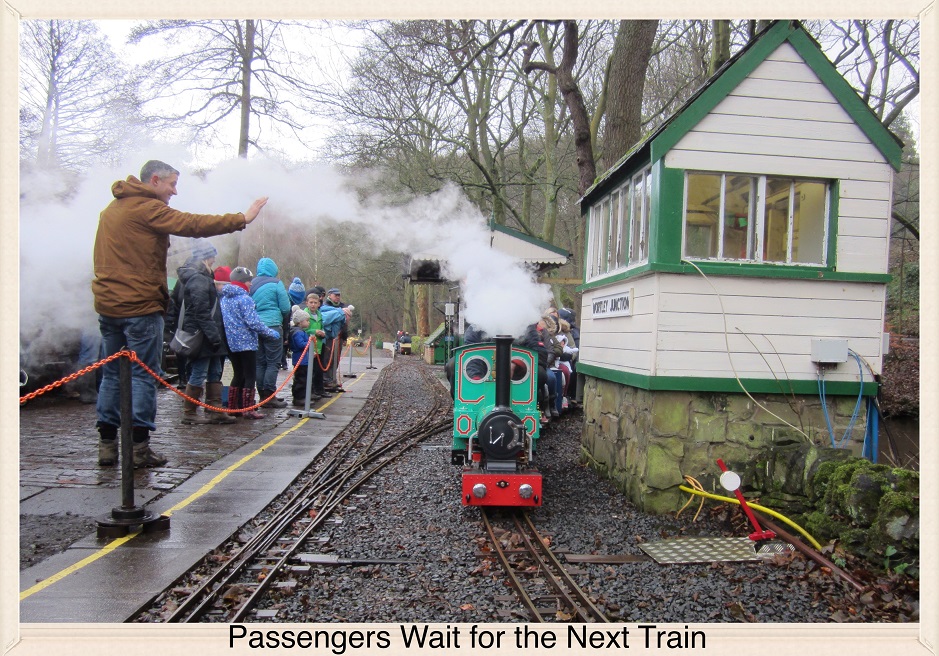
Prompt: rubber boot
<box><xmin>132</xmin><ymin>427</ymin><xmax>168</xmax><ymax>468</ymax></box>
<box><xmin>181</xmin><ymin>384</ymin><xmax>205</xmax><ymax>424</ymax></box>
<box><xmin>228</xmin><ymin>385</ymin><xmax>242</xmax><ymax>417</ymax></box>
<box><xmin>97</xmin><ymin>423</ymin><xmax>118</xmax><ymax>466</ymax></box>
<box><xmin>242</xmin><ymin>388</ymin><xmax>265</xmax><ymax>419</ymax></box>
<box><xmin>205</xmin><ymin>382</ymin><xmax>237</xmax><ymax>424</ymax></box>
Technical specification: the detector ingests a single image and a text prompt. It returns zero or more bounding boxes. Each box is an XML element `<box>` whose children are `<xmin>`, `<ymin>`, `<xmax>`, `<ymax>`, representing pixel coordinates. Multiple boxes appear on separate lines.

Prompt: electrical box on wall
<box><xmin>811</xmin><ymin>338</ymin><xmax>849</xmax><ymax>364</ymax></box>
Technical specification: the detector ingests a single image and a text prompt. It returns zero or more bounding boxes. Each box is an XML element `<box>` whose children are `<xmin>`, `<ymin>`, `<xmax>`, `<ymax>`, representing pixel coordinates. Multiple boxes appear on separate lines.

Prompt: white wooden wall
<box><xmin>664</xmin><ymin>42</ymin><xmax>894</xmax><ymax>275</ymax></box>
<box><xmin>579</xmin><ymin>275</ymin><xmax>886</xmax><ymax>382</ymax></box>
<box><xmin>581</xmin><ymin>42</ymin><xmax>892</xmax><ymax>385</ymax></box>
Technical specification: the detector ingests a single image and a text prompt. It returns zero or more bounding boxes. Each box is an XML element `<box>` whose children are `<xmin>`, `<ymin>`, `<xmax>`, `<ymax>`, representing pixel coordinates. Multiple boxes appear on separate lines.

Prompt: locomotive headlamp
<box><xmin>518</xmin><ymin>484</ymin><xmax>534</xmax><ymax>499</ymax></box>
<box><xmin>472</xmin><ymin>483</ymin><xmax>487</xmax><ymax>499</ymax></box>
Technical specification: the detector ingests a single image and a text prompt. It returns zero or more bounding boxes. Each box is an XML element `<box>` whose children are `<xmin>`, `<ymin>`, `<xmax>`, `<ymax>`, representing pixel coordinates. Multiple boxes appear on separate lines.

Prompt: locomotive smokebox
<box><xmin>494</xmin><ymin>335</ymin><xmax>513</xmax><ymax>409</ymax></box>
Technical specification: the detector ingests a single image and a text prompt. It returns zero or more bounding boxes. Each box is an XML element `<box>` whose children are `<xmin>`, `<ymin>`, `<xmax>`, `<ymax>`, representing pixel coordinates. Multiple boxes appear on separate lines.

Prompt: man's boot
<box><xmin>205</xmin><ymin>382</ymin><xmax>237</xmax><ymax>424</ymax></box>
<box><xmin>228</xmin><ymin>386</ymin><xmax>242</xmax><ymax>417</ymax></box>
<box><xmin>97</xmin><ymin>423</ymin><xmax>118</xmax><ymax>466</ymax></box>
<box><xmin>181</xmin><ymin>384</ymin><xmax>206</xmax><ymax>424</ymax></box>
<box><xmin>242</xmin><ymin>388</ymin><xmax>265</xmax><ymax>420</ymax></box>
<box><xmin>132</xmin><ymin>427</ymin><xmax>167</xmax><ymax>468</ymax></box>
<box><xmin>259</xmin><ymin>385</ymin><xmax>287</xmax><ymax>408</ymax></box>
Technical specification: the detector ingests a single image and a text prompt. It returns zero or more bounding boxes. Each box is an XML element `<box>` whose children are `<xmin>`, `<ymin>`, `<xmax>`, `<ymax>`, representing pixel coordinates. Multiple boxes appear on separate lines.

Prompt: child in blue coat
<box><xmin>219</xmin><ymin>267</ymin><xmax>279</xmax><ymax>419</ymax></box>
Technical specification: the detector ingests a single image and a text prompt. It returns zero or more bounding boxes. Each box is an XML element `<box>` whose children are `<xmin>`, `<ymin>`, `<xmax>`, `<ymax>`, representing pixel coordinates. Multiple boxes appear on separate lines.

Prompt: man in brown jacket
<box><xmin>93</xmin><ymin>159</ymin><xmax>268</xmax><ymax>468</ymax></box>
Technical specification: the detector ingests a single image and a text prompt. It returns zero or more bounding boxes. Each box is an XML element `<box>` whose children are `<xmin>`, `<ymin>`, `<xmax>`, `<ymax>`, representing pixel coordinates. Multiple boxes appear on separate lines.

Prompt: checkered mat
<box><xmin>639</xmin><ymin>537</ymin><xmax>793</xmax><ymax>564</ymax></box>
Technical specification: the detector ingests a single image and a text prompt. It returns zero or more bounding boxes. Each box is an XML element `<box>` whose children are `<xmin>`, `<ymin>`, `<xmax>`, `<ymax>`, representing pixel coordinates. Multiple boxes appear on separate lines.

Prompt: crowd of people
<box><xmin>91</xmin><ymin>159</ymin><xmax>353</xmax><ymax>469</ymax></box>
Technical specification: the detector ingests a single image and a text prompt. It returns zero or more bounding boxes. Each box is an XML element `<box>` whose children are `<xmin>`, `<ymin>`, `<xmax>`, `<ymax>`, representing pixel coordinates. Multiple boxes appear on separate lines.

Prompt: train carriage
<box><xmin>452</xmin><ymin>336</ymin><xmax>543</xmax><ymax>507</ymax></box>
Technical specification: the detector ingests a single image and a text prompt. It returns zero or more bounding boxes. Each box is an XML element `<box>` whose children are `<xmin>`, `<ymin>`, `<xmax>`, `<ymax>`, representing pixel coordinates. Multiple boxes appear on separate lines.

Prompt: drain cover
<box><xmin>639</xmin><ymin>537</ymin><xmax>792</xmax><ymax>564</ymax></box>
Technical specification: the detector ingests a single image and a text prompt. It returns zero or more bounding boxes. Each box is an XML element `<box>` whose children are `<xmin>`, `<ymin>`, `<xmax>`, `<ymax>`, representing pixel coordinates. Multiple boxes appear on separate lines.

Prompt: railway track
<box><xmin>481</xmin><ymin>508</ymin><xmax>609</xmax><ymax>622</ymax></box>
<box><xmin>132</xmin><ymin>359</ymin><xmax>452</xmax><ymax>623</ymax></box>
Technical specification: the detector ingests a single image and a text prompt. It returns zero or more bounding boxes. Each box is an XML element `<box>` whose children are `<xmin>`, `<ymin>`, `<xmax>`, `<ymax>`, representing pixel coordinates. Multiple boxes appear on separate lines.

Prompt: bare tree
<box><xmin>19</xmin><ymin>20</ymin><xmax>143</xmax><ymax>170</ymax></box>
<box><xmin>130</xmin><ymin>20</ymin><xmax>322</xmax><ymax>159</ymax></box>
<box><xmin>808</xmin><ymin>19</ymin><xmax>919</xmax><ymax>128</ymax></box>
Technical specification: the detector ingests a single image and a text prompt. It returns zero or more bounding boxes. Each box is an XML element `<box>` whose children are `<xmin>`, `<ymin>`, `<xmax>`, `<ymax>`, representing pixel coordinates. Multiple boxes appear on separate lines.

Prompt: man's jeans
<box><xmin>256</xmin><ymin>326</ymin><xmax>283</xmax><ymax>392</ymax></box>
<box><xmin>96</xmin><ymin>312</ymin><xmax>164</xmax><ymax>432</ymax></box>
<box><xmin>188</xmin><ymin>355</ymin><xmax>224</xmax><ymax>388</ymax></box>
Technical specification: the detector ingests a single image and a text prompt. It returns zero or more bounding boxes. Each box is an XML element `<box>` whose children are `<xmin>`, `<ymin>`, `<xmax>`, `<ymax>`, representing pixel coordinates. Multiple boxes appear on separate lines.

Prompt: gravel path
<box><xmin>245</xmin><ymin>359</ymin><xmax>917</xmax><ymax>624</ymax></box>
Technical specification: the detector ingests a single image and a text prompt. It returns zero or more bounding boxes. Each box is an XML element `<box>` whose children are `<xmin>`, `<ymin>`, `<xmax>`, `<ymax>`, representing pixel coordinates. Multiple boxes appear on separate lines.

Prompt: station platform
<box><xmin>18</xmin><ymin>350</ymin><xmax>391</xmax><ymax>623</ymax></box>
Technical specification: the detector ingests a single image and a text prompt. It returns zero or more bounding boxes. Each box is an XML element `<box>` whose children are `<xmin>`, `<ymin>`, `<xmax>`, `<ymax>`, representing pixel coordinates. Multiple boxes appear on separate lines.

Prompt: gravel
<box><xmin>246</xmin><ymin>359</ymin><xmax>917</xmax><ymax>624</ymax></box>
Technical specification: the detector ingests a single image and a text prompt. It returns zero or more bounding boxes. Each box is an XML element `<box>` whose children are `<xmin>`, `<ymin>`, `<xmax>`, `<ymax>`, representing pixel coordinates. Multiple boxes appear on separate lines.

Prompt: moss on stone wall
<box><xmin>579</xmin><ymin>377</ymin><xmax>917</xmax><ymax>574</ymax></box>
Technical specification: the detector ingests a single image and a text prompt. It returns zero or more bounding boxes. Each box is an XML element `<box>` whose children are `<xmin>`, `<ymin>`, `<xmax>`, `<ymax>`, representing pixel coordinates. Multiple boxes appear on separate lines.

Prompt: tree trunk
<box><xmin>237</xmin><ymin>20</ymin><xmax>255</xmax><ymax>158</ymax></box>
<box><xmin>416</xmin><ymin>285</ymin><xmax>430</xmax><ymax>336</ymax></box>
<box><xmin>556</xmin><ymin>21</ymin><xmax>596</xmax><ymax>196</ymax></box>
<box><xmin>709</xmin><ymin>20</ymin><xmax>731</xmax><ymax>75</ymax></box>
<box><xmin>602</xmin><ymin>20</ymin><xmax>658</xmax><ymax>169</ymax></box>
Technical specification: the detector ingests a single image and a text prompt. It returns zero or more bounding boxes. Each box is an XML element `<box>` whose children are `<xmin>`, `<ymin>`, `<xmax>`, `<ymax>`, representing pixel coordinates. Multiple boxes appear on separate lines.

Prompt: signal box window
<box><xmin>683</xmin><ymin>172</ymin><xmax>829</xmax><ymax>266</ymax></box>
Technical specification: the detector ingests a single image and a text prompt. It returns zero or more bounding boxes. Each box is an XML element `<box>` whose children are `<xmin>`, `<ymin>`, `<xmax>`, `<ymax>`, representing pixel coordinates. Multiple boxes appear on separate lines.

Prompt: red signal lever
<box><xmin>716</xmin><ymin>459</ymin><xmax>776</xmax><ymax>542</ymax></box>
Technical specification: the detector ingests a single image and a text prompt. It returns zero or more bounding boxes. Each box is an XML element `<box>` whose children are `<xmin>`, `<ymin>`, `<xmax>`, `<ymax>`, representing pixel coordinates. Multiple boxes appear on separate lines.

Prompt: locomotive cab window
<box><xmin>682</xmin><ymin>171</ymin><xmax>830</xmax><ymax>266</ymax></box>
<box><xmin>510</xmin><ymin>358</ymin><xmax>529</xmax><ymax>382</ymax></box>
<box><xmin>463</xmin><ymin>356</ymin><xmax>491</xmax><ymax>382</ymax></box>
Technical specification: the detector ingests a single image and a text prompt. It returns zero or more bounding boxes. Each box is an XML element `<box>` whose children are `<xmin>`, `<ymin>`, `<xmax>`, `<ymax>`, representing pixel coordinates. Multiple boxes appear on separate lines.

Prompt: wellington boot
<box><xmin>228</xmin><ymin>386</ymin><xmax>243</xmax><ymax>417</ymax></box>
<box><xmin>205</xmin><ymin>382</ymin><xmax>237</xmax><ymax>424</ymax></box>
<box><xmin>181</xmin><ymin>384</ymin><xmax>205</xmax><ymax>424</ymax></box>
<box><xmin>242</xmin><ymin>388</ymin><xmax>265</xmax><ymax>420</ymax></box>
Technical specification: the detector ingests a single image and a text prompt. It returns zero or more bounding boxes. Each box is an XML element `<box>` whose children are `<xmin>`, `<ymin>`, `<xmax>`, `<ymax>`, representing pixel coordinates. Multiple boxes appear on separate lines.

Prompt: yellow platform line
<box><xmin>20</xmin><ymin>372</ymin><xmax>365</xmax><ymax>601</ymax></box>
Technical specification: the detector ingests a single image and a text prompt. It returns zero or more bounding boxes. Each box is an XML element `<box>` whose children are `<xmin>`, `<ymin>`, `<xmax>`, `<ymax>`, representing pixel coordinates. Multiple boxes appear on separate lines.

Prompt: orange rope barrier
<box><xmin>19</xmin><ymin>338</ymin><xmax>314</xmax><ymax>414</ymax></box>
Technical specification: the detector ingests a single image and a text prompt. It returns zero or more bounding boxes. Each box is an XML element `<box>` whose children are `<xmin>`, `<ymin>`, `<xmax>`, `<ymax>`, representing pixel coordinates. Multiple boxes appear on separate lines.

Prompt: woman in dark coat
<box><xmin>167</xmin><ymin>240</ymin><xmax>235</xmax><ymax>424</ymax></box>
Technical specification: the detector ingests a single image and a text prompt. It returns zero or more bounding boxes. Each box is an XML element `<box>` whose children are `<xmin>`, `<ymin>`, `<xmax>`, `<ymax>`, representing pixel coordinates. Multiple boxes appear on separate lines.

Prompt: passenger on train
<box><xmin>558</xmin><ymin>307</ymin><xmax>580</xmax><ymax>405</ymax></box>
<box><xmin>445</xmin><ymin>323</ymin><xmax>490</xmax><ymax>396</ymax></box>
<box><xmin>514</xmin><ymin>321</ymin><xmax>552</xmax><ymax>426</ymax></box>
<box><xmin>92</xmin><ymin>159</ymin><xmax>267</xmax><ymax>469</ymax></box>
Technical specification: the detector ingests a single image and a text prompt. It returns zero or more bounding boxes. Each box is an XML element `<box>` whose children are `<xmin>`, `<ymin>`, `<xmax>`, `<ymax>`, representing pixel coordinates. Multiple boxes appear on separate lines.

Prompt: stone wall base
<box><xmin>580</xmin><ymin>376</ymin><xmax>869</xmax><ymax>514</ymax></box>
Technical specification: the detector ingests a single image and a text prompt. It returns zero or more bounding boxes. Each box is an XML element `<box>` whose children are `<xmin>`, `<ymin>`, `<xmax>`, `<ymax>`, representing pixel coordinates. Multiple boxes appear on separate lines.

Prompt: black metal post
<box><xmin>288</xmin><ymin>338</ymin><xmax>326</xmax><ymax>420</ymax></box>
<box><xmin>96</xmin><ymin>353</ymin><xmax>170</xmax><ymax>537</ymax></box>
<box><xmin>494</xmin><ymin>335</ymin><xmax>512</xmax><ymax>408</ymax></box>
<box><xmin>366</xmin><ymin>338</ymin><xmax>376</xmax><ymax>369</ymax></box>
<box><xmin>119</xmin><ymin>355</ymin><xmax>135</xmax><ymax>510</ymax></box>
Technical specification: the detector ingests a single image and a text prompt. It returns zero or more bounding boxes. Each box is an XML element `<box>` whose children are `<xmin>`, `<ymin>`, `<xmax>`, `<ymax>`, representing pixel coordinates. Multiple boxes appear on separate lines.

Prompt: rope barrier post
<box><xmin>288</xmin><ymin>337</ymin><xmax>325</xmax><ymax>420</ymax></box>
<box><xmin>366</xmin><ymin>337</ymin><xmax>377</xmax><ymax>369</ymax></box>
<box><xmin>344</xmin><ymin>338</ymin><xmax>356</xmax><ymax>379</ymax></box>
<box><xmin>96</xmin><ymin>353</ymin><xmax>170</xmax><ymax>538</ymax></box>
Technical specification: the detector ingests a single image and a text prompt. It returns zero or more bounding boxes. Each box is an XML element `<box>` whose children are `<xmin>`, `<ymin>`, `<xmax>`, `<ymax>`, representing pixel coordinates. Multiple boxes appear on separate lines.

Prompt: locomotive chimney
<box><xmin>494</xmin><ymin>335</ymin><xmax>513</xmax><ymax>408</ymax></box>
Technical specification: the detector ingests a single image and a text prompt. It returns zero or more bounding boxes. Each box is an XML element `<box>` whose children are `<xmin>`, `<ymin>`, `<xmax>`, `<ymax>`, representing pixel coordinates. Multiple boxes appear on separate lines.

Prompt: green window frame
<box><xmin>682</xmin><ymin>171</ymin><xmax>831</xmax><ymax>266</ymax></box>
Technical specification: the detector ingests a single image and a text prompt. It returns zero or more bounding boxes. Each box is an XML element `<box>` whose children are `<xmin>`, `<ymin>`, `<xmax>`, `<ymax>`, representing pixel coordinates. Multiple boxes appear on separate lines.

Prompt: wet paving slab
<box><xmin>18</xmin><ymin>353</ymin><xmax>392</xmax><ymax>622</ymax></box>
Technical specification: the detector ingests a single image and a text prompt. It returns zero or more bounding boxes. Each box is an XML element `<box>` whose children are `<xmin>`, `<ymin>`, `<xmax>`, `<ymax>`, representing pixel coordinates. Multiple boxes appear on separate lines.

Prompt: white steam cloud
<box><xmin>20</xmin><ymin>153</ymin><xmax>552</xmax><ymax>365</ymax></box>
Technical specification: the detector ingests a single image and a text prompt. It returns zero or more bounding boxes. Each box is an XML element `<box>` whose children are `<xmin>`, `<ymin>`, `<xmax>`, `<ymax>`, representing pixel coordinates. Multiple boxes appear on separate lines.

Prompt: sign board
<box><xmin>590</xmin><ymin>289</ymin><xmax>634</xmax><ymax>319</ymax></box>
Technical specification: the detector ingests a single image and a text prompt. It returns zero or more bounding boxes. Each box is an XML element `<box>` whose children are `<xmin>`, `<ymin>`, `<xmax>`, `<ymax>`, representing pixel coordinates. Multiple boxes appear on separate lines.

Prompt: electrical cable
<box><xmin>682</xmin><ymin>259</ymin><xmax>810</xmax><ymax>440</ymax></box>
<box><xmin>677</xmin><ymin>484</ymin><xmax>823</xmax><ymax>551</ymax></box>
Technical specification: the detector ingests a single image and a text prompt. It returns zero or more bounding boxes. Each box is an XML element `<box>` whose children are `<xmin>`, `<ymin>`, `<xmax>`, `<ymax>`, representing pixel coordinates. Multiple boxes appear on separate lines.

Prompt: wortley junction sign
<box><xmin>590</xmin><ymin>289</ymin><xmax>633</xmax><ymax>319</ymax></box>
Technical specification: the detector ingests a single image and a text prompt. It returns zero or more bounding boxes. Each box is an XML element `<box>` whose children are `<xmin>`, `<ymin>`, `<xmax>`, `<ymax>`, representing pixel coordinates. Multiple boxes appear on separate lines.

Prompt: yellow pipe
<box><xmin>678</xmin><ymin>485</ymin><xmax>823</xmax><ymax>551</ymax></box>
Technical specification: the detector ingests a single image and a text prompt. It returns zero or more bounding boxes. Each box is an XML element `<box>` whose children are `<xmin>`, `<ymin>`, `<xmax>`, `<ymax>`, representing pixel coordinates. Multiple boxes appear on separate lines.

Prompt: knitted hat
<box><xmin>288</xmin><ymin>277</ymin><xmax>306</xmax><ymax>304</ymax></box>
<box><xmin>191</xmin><ymin>239</ymin><xmax>218</xmax><ymax>261</ymax></box>
<box><xmin>230</xmin><ymin>266</ymin><xmax>254</xmax><ymax>283</ymax></box>
<box><xmin>214</xmin><ymin>266</ymin><xmax>232</xmax><ymax>283</ymax></box>
<box><xmin>291</xmin><ymin>307</ymin><xmax>310</xmax><ymax>325</ymax></box>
